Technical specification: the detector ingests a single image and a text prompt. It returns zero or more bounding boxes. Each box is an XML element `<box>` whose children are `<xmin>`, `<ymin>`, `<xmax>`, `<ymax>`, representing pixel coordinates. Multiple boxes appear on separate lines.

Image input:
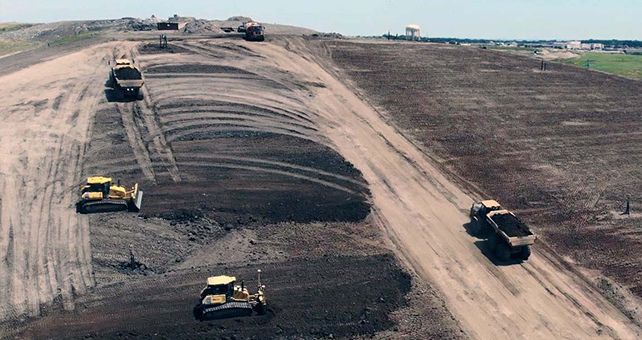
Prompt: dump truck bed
<box><xmin>112</xmin><ymin>67</ymin><xmax>144</xmax><ymax>88</ymax></box>
<box><xmin>114</xmin><ymin>67</ymin><xmax>142</xmax><ymax>80</ymax></box>
<box><xmin>489</xmin><ymin>212</ymin><xmax>532</xmax><ymax>237</ymax></box>
<box><xmin>487</xmin><ymin>210</ymin><xmax>536</xmax><ymax>247</ymax></box>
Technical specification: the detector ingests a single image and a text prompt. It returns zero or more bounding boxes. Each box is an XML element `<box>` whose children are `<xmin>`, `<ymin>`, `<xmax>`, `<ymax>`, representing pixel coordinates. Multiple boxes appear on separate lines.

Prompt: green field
<box><xmin>0</xmin><ymin>22</ymin><xmax>35</xmax><ymax>32</ymax></box>
<box><xmin>0</xmin><ymin>39</ymin><xmax>36</xmax><ymax>56</ymax></box>
<box><xmin>561</xmin><ymin>52</ymin><xmax>642</xmax><ymax>80</ymax></box>
<box><xmin>50</xmin><ymin>32</ymin><xmax>98</xmax><ymax>46</ymax></box>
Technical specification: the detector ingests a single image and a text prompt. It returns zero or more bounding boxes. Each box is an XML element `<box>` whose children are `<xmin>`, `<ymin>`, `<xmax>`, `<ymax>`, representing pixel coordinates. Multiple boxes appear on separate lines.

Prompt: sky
<box><xmin>1</xmin><ymin>0</ymin><xmax>641</xmax><ymax>40</ymax></box>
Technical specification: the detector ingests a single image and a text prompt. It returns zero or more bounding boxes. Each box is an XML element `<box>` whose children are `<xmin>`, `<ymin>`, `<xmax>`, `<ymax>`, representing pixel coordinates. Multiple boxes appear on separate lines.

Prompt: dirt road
<box><xmin>247</xmin><ymin>39</ymin><xmax>640</xmax><ymax>339</ymax></box>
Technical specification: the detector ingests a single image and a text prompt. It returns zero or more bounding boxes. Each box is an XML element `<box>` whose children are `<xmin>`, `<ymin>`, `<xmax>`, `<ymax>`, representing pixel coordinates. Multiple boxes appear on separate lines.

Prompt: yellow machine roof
<box><xmin>115</xmin><ymin>59</ymin><xmax>132</xmax><ymax>65</ymax></box>
<box><xmin>487</xmin><ymin>209</ymin><xmax>512</xmax><ymax>218</ymax></box>
<box><xmin>87</xmin><ymin>176</ymin><xmax>112</xmax><ymax>184</ymax></box>
<box><xmin>481</xmin><ymin>199</ymin><xmax>501</xmax><ymax>209</ymax></box>
<box><xmin>207</xmin><ymin>275</ymin><xmax>236</xmax><ymax>286</ymax></box>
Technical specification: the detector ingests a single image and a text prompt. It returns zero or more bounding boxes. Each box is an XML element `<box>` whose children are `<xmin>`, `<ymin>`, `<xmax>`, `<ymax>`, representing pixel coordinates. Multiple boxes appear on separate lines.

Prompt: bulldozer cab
<box><xmin>81</xmin><ymin>176</ymin><xmax>112</xmax><ymax>196</ymax></box>
<box><xmin>201</xmin><ymin>276</ymin><xmax>236</xmax><ymax>301</ymax></box>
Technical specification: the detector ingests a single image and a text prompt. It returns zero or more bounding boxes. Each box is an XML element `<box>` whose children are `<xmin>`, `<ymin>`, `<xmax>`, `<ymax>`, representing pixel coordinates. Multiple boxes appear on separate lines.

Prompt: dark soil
<box><xmin>17</xmin><ymin>256</ymin><xmax>412</xmax><ymax>339</ymax></box>
<box><xmin>113</xmin><ymin>67</ymin><xmax>141</xmax><ymax>80</ymax></box>
<box><xmin>146</xmin><ymin>64</ymin><xmax>254</xmax><ymax>75</ymax></box>
<box><xmin>491</xmin><ymin>213</ymin><xmax>532</xmax><ymax>237</ymax></box>
<box><xmin>325</xmin><ymin>40</ymin><xmax>642</xmax><ymax>297</ymax></box>
<box><xmin>137</xmin><ymin>43</ymin><xmax>194</xmax><ymax>55</ymax></box>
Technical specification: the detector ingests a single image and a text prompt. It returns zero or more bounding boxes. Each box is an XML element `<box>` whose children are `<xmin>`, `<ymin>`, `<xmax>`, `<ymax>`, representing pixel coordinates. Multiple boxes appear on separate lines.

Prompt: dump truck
<box><xmin>76</xmin><ymin>176</ymin><xmax>143</xmax><ymax>214</ymax></box>
<box><xmin>109</xmin><ymin>59</ymin><xmax>144</xmax><ymax>98</ymax></box>
<box><xmin>244</xmin><ymin>22</ymin><xmax>264</xmax><ymax>41</ymax></box>
<box><xmin>470</xmin><ymin>200</ymin><xmax>536</xmax><ymax>261</ymax></box>
<box><xmin>195</xmin><ymin>270</ymin><xmax>266</xmax><ymax>320</ymax></box>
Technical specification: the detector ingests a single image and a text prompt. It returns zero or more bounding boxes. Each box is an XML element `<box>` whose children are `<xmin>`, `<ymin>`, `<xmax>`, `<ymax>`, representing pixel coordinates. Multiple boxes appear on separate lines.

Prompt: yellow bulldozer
<box><xmin>195</xmin><ymin>270</ymin><xmax>267</xmax><ymax>320</ymax></box>
<box><xmin>76</xmin><ymin>176</ymin><xmax>143</xmax><ymax>214</ymax></box>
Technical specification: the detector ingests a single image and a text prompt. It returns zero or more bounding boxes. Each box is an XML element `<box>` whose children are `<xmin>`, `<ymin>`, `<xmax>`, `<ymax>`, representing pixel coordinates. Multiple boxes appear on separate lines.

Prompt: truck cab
<box><xmin>470</xmin><ymin>199</ymin><xmax>502</xmax><ymax>221</ymax></box>
<box><xmin>244</xmin><ymin>22</ymin><xmax>265</xmax><ymax>41</ymax></box>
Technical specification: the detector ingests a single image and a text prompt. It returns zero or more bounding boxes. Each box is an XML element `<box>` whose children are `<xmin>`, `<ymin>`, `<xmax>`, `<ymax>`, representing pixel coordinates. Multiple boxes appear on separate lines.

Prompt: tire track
<box><xmin>116</xmin><ymin>103</ymin><xmax>156</xmax><ymax>182</ymax></box>
<box><xmin>176</xmin><ymin>161</ymin><xmax>358</xmax><ymax>195</ymax></box>
<box><xmin>160</xmin><ymin>108</ymin><xmax>317</xmax><ymax>130</ymax></box>
<box><xmin>184</xmin><ymin>154</ymin><xmax>367</xmax><ymax>188</ymax></box>
<box><xmin>166</xmin><ymin>125</ymin><xmax>318</xmax><ymax>144</ymax></box>
<box><xmin>135</xmin><ymin>95</ymin><xmax>181</xmax><ymax>182</ymax></box>
<box><xmin>0</xmin><ymin>42</ymin><xmax>124</xmax><ymax>322</ymax></box>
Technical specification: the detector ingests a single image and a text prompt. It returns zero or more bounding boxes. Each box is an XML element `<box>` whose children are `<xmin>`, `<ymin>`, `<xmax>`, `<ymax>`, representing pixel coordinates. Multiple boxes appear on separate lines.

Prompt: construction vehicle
<box><xmin>109</xmin><ymin>59</ymin><xmax>144</xmax><ymax>99</ymax></box>
<box><xmin>470</xmin><ymin>200</ymin><xmax>536</xmax><ymax>261</ymax></box>
<box><xmin>244</xmin><ymin>22</ymin><xmax>265</xmax><ymax>41</ymax></box>
<box><xmin>195</xmin><ymin>270</ymin><xmax>267</xmax><ymax>320</ymax></box>
<box><xmin>76</xmin><ymin>176</ymin><xmax>143</xmax><ymax>214</ymax></box>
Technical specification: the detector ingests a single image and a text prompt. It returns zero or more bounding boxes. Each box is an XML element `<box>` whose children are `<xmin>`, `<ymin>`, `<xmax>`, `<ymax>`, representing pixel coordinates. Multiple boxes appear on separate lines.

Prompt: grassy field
<box><xmin>0</xmin><ymin>39</ymin><xmax>36</xmax><ymax>56</ymax></box>
<box><xmin>561</xmin><ymin>52</ymin><xmax>642</xmax><ymax>80</ymax></box>
<box><xmin>0</xmin><ymin>22</ymin><xmax>35</xmax><ymax>32</ymax></box>
<box><xmin>50</xmin><ymin>32</ymin><xmax>98</xmax><ymax>46</ymax></box>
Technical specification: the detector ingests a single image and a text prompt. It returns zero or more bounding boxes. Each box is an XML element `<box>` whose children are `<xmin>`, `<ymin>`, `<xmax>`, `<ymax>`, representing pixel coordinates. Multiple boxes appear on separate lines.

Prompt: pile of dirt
<box><xmin>227</xmin><ymin>16</ymin><xmax>253</xmax><ymax>22</ymax></box>
<box><xmin>137</xmin><ymin>43</ymin><xmax>194</xmax><ymax>55</ymax></box>
<box><xmin>0</xmin><ymin>20</ymin><xmax>128</xmax><ymax>41</ymax></box>
<box><xmin>182</xmin><ymin>19</ymin><xmax>221</xmax><ymax>34</ymax></box>
<box><xmin>536</xmin><ymin>48</ymin><xmax>579</xmax><ymax>60</ymax></box>
<box><xmin>490</xmin><ymin>213</ymin><xmax>531</xmax><ymax>237</ymax></box>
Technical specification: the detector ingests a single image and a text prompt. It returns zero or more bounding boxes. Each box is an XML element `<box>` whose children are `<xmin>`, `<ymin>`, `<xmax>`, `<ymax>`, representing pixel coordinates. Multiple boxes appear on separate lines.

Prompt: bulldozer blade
<box><xmin>77</xmin><ymin>199</ymin><xmax>129</xmax><ymax>214</ymax></box>
<box><xmin>129</xmin><ymin>190</ymin><xmax>143</xmax><ymax>212</ymax></box>
<box><xmin>197</xmin><ymin>302</ymin><xmax>254</xmax><ymax>321</ymax></box>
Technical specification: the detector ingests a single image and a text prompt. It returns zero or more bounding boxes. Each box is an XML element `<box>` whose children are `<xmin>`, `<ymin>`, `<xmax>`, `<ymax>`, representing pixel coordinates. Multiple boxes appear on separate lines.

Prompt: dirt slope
<box><xmin>2</xmin><ymin>35</ymin><xmax>640</xmax><ymax>339</ymax></box>
<box><xmin>0</xmin><ymin>41</ymin><xmax>137</xmax><ymax>321</ymax></box>
<box><xmin>325</xmin><ymin>40</ymin><xmax>642</xmax><ymax>324</ymax></box>
<box><xmin>260</xmin><ymin>39</ymin><xmax>639</xmax><ymax>338</ymax></box>
<box><xmin>1</xmin><ymin>38</ymin><xmax>463</xmax><ymax>339</ymax></box>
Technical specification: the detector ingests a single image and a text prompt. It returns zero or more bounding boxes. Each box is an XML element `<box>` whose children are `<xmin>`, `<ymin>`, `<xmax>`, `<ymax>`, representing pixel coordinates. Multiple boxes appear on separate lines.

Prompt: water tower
<box><xmin>405</xmin><ymin>24</ymin><xmax>421</xmax><ymax>41</ymax></box>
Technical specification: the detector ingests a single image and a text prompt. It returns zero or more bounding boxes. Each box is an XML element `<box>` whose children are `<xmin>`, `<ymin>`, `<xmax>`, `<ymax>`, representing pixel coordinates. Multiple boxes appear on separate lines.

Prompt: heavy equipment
<box><xmin>195</xmin><ymin>270</ymin><xmax>267</xmax><ymax>320</ymax></box>
<box><xmin>76</xmin><ymin>176</ymin><xmax>143</xmax><ymax>214</ymax></box>
<box><xmin>244</xmin><ymin>22</ymin><xmax>265</xmax><ymax>41</ymax></box>
<box><xmin>470</xmin><ymin>200</ymin><xmax>536</xmax><ymax>261</ymax></box>
<box><xmin>109</xmin><ymin>59</ymin><xmax>144</xmax><ymax>98</ymax></box>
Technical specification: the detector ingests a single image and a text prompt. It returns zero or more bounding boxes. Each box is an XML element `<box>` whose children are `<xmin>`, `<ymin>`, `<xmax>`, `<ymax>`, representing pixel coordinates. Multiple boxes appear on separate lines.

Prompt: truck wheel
<box><xmin>487</xmin><ymin>232</ymin><xmax>497</xmax><ymax>252</ymax></box>
<box><xmin>520</xmin><ymin>246</ymin><xmax>531</xmax><ymax>260</ymax></box>
<box><xmin>496</xmin><ymin>242</ymin><xmax>511</xmax><ymax>262</ymax></box>
<box><xmin>477</xmin><ymin>221</ymin><xmax>488</xmax><ymax>236</ymax></box>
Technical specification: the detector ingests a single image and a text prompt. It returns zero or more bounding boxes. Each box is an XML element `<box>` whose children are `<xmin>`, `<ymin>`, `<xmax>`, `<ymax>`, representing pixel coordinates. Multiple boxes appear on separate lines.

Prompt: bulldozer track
<box><xmin>0</xmin><ymin>43</ymin><xmax>115</xmax><ymax>320</ymax></box>
<box><xmin>135</xmin><ymin>95</ymin><xmax>181</xmax><ymax>183</ymax></box>
<box><xmin>115</xmin><ymin>102</ymin><xmax>156</xmax><ymax>182</ymax></box>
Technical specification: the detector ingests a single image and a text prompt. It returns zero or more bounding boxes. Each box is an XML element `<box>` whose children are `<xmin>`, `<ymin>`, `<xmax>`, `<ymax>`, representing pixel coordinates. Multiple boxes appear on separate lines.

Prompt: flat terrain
<box><xmin>326</xmin><ymin>39</ymin><xmax>642</xmax><ymax>331</ymax></box>
<box><xmin>561</xmin><ymin>52</ymin><xmax>642</xmax><ymax>80</ymax></box>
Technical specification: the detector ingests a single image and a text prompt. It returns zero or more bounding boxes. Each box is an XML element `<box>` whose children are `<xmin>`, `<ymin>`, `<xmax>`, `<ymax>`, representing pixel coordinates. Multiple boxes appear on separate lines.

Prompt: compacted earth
<box><xmin>326</xmin><ymin>40</ymin><xmax>642</xmax><ymax>304</ymax></box>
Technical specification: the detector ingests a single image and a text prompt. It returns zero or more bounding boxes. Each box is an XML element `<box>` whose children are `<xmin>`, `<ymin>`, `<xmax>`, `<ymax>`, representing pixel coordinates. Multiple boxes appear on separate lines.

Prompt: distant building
<box><xmin>405</xmin><ymin>24</ymin><xmax>421</xmax><ymax>41</ymax></box>
<box><xmin>158</xmin><ymin>22</ymin><xmax>179</xmax><ymax>30</ymax></box>
<box><xmin>566</xmin><ymin>41</ymin><xmax>582</xmax><ymax>49</ymax></box>
<box><xmin>553</xmin><ymin>41</ymin><xmax>599</xmax><ymax>50</ymax></box>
